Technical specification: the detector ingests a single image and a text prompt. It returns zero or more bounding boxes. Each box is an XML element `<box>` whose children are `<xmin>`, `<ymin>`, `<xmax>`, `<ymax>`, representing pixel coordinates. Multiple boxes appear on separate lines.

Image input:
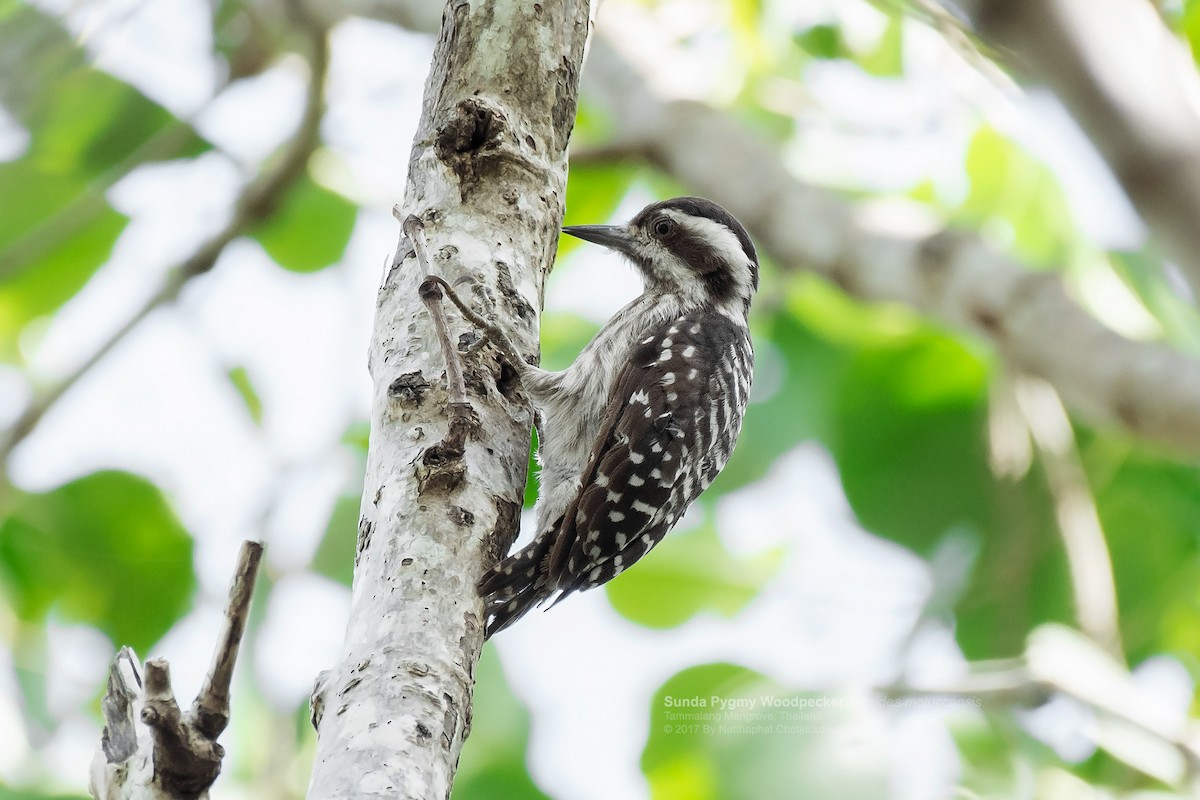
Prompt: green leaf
<box><xmin>0</xmin><ymin>471</ymin><xmax>196</xmax><ymax>651</ymax></box>
<box><xmin>958</xmin><ymin>125</ymin><xmax>1076</xmax><ymax>266</ymax></box>
<box><xmin>834</xmin><ymin>330</ymin><xmax>993</xmax><ymax>552</ymax></box>
<box><xmin>538</xmin><ymin>312</ymin><xmax>600</xmax><ymax>371</ymax></box>
<box><xmin>341</xmin><ymin>420</ymin><xmax>371</xmax><ymax>453</ymax></box>
<box><xmin>561</xmin><ymin>161</ymin><xmax>637</xmax><ymax>256</ymax></box>
<box><xmin>951</xmin><ymin>713</ymin><xmax>1034</xmax><ymax>798</ymax></box>
<box><xmin>313</xmin><ymin>426</ymin><xmax>370</xmax><ymax>585</ymax></box>
<box><xmin>0</xmin><ymin>168</ymin><xmax>128</xmax><ymax>359</ymax></box>
<box><xmin>32</xmin><ymin>70</ymin><xmax>203</xmax><ymax>178</ymax></box>
<box><xmin>227</xmin><ymin>366</ymin><xmax>263</xmax><ymax>424</ymax></box>
<box><xmin>794</xmin><ymin>25</ymin><xmax>842</xmax><ymax>60</ymax></box>
<box><xmin>311</xmin><ymin>494</ymin><xmax>359</xmax><ymax>587</ymax></box>
<box><xmin>731</xmin><ymin>0</ymin><xmax>767</xmax><ymax>66</ymax></box>
<box><xmin>604</xmin><ymin>522</ymin><xmax>784</xmax><ymax>629</ymax></box>
<box><xmin>0</xmin><ymin>4</ymin><xmax>206</xmax><ymax>172</ymax></box>
<box><xmin>831</xmin><ymin>329</ymin><xmax>1071</xmax><ymax>657</ymax></box>
<box><xmin>0</xmin><ymin>4</ymin><xmax>208</xmax><ymax>360</ymax></box>
<box><xmin>569</xmin><ymin>98</ymin><xmax>620</xmax><ymax>148</ymax></box>
<box><xmin>250</xmin><ymin>174</ymin><xmax>358</xmax><ymax>273</ymax></box>
<box><xmin>1084</xmin><ymin>445</ymin><xmax>1200</xmax><ymax>662</ymax></box>
<box><xmin>522</xmin><ymin>430</ymin><xmax>539</xmax><ymax>509</ymax></box>
<box><xmin>857</xmin><ymin>14</ymin><xmax>903</xmax><ymax>77</ymax></box>
<box><xmin>0</xmin><ymin>3</ymin><xmax>87</xmax><ymax>137</ymax></box>
<box><xmin>1182</xmin><ymin>0</ymin><xmax>1200</xmax><ymax>63</ymax></box>
<box><xmin>642</xmin><ymin>662</ymin><xmax>766</xmax><ymax>790</ymax></box>
<box><xmin>453</xmin><ymin>648</ymin><xmax>549</xmax><ymax>800</ymax></box>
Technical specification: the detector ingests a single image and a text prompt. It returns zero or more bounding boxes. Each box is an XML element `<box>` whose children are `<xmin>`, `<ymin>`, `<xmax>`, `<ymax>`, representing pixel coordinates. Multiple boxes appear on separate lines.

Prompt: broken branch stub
<box><xmin>90</xmin><ymin>540</ymin><xmax>265</xmax><ymax>800</ymax></box>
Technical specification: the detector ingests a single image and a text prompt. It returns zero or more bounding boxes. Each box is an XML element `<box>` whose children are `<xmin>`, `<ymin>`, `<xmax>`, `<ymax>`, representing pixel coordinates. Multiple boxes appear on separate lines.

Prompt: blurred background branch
<box><xmin>1012</xmin><ymin>377</ymin><xmax>1122</xmax><ymax>659</ymax></box>
<box><xmin>947</xmin><ymin>0</ymin><xmax>1200</xmax><ymax>298</ymax></box>
<box><xmin>888</xmin><ymin>625</ymin><xmax>1200</xmax><ymax>789</ymax></box>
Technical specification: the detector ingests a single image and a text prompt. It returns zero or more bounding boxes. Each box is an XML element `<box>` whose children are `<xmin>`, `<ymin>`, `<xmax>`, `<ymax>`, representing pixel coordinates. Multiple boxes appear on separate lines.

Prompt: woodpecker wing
<box><xmin>548</xmin><ymin>311</ymin><xmax>753</xmax><ymax>595</ymax></box>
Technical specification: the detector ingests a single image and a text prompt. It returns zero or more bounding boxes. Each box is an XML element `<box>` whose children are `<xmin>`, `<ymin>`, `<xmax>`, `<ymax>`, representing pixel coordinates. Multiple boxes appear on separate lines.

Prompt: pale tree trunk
<box><xmin>307</xmin><ymin>2</ymin><xmax>591</xmax><ymax>798</ymax></box>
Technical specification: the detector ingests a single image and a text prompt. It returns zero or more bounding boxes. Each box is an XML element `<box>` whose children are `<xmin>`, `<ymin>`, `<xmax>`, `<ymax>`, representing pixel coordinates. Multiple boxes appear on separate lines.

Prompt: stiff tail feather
<box><xmin>478</xmin><ymin>533</ymin><xmax>556</xmax><ymax>637</ymax></box>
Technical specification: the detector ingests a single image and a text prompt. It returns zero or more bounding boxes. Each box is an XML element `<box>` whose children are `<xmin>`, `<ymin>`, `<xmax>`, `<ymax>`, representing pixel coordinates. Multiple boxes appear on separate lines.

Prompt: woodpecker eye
<box><xmin>653</xmin><ymin>218</ymin><xmax>674</xmax><ymax>237</ymax></box>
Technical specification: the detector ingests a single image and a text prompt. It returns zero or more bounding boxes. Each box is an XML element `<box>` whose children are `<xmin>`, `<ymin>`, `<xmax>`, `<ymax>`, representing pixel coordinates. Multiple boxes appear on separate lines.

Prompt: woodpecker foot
<box><xmin>419</xmin><ymin>274</ymin><xmax>529</xmax><ymax>373</ymax></box>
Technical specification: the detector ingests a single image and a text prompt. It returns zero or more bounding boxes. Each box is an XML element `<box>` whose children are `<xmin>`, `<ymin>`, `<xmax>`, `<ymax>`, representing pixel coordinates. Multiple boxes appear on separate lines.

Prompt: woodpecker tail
<box><xmin>482</xmin><ymin>581</ymin><xmax>547</xmax><ymax>637</ymax></box>
<box><xmin>478</xmin><ymin>532</ymin><xmax>556</xmax><ymax>637</ymax></box>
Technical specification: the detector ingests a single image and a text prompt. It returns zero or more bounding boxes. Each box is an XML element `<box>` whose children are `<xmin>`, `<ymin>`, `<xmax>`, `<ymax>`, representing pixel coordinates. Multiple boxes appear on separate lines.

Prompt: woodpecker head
<box><xmin>563</xmin><ymin>197</ymin><xmax>759</xmax><ymax>315</ymax></box>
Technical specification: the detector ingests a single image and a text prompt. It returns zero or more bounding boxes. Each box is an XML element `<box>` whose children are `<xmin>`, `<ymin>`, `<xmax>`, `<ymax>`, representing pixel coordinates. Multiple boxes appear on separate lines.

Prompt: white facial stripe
<box><xmin>672</xmin><ymin>212</ymin><xmax>751</xmax><ymax>275</ymax></box>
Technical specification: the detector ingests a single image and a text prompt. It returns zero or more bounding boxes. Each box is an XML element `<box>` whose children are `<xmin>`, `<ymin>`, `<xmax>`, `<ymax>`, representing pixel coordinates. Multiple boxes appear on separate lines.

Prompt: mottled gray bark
<box><xmin>306</xmin><ymin>2</ymin><xmax>591</xmax><ymax>798</ymax></box>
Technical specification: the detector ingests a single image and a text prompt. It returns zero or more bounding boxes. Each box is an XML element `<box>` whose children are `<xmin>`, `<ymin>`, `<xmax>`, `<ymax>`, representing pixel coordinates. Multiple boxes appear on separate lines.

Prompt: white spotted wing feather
<box><xmin>544</xmin><ymin>311</ymin><xmax>751</xmax><ymax>613</ymax></box>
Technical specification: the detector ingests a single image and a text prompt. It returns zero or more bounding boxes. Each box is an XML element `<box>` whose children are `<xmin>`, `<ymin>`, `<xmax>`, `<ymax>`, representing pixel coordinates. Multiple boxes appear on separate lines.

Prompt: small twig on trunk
<box><xmin>141</xmin><ymin>659</ymin><xmax>224</xmax><ymax>796</ymax></box>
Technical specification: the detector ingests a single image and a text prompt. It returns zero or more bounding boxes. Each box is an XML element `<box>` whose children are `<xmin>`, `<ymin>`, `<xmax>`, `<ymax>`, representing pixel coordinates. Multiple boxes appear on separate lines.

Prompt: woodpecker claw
<box><xmin>422</xmin><ymin>274</ymin><xmax>529</xmax><ymax>374</ymax></box>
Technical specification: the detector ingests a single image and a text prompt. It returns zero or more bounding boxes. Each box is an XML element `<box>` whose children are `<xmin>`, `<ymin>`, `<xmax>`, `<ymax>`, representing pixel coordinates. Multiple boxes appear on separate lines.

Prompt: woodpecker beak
<box><xmin>562</xmin><ymin>224</ymin><xmax>637</xmax><ymax>256</ymax></box>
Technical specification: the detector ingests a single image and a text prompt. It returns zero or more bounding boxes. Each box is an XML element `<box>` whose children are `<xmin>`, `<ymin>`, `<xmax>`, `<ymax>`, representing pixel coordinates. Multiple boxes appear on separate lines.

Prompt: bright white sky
<box><xmin>0</xmin><ymin>0</ymin><xmax>1187</xmax><ymax>798</ymax></box>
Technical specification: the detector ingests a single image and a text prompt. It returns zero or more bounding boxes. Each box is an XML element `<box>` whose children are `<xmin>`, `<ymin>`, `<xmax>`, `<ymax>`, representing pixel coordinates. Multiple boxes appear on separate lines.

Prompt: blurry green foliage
<box><xmin>0</xmin><ymin>470</ymin><xmax>195</xmax><ymax>651</ymax></box>
<box><xmin>250</xmin><ymin>173</ymin><xmax>358</xmax><ymax>273</ymax></box>
<box><xmin>313</xmin><ymin>493</ymin><xmax>359</xmax><ymax>587</ymax></box>
<box><xmin>313</xmin><ymin>429</ymin><xmax>370</xmax><ymax>586</ymax></box>
<box><xmin>952</xmin><ymin>714</ymin><xmax>1044</xmax><ymax>798</ymax></box>
<box><xmin>561</xmin><ymin>161</ymin><xmax>638</xmax><ymax>256</ymax></box>
<box><xmin>227</xmin><ymin>365</ymin><xmax>264</xmax><ymax>424</ymax></box>
<box><xmin>642</xmin><ymin>663</ymin><xmax>761</xmax><ymax>798</ymax></box>
<box><xmin>795</xmin><ymin>24</ymin><xmax>843</xmax><ymax>60</ymax></box>
<box><xmin>454</xmin><ymin>649</ymin><xmax>549</xmax><ymax>799</ymax></box>
<box><xmin>957</xmin><ymin>125</ymin><xmax>1077</xmax><ymax>267</ymax></box>
<box><xmin>0</xmin><ymin>184</ymin><xmax>127</xmax><ymax>359</ymax></box>
<box><xmin>833</xmin><ymin>331</ymin><xmax>993</xmax><ymax>552</ymax></box>
<box><xmin>1088</xmin><ymin>450</ymin><xmax>1200</xmax><ymax>663</ymax></box>
<box><xmin>858</xmin><ymin>13</ymin><xmax>904</xmax><ymax>77</ymax></box>
<box><xmin>0</xmin><ymin>3</ymin><xmax>208</xmax><ymax>362</ymax></box>
<box><xmin>604</xmin><ymin>521</ymin><xmax>784</xmax><ymax>628</ymax></box>
<box><xmin>1180</xmin><ymin>0</ymin><xmax>1200</xmax><ymax>62</ymax></box>
<box><xmin>0</xmin><ymin>786</ymin><xmax>89</xmax><ymax>800</ymax></box>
